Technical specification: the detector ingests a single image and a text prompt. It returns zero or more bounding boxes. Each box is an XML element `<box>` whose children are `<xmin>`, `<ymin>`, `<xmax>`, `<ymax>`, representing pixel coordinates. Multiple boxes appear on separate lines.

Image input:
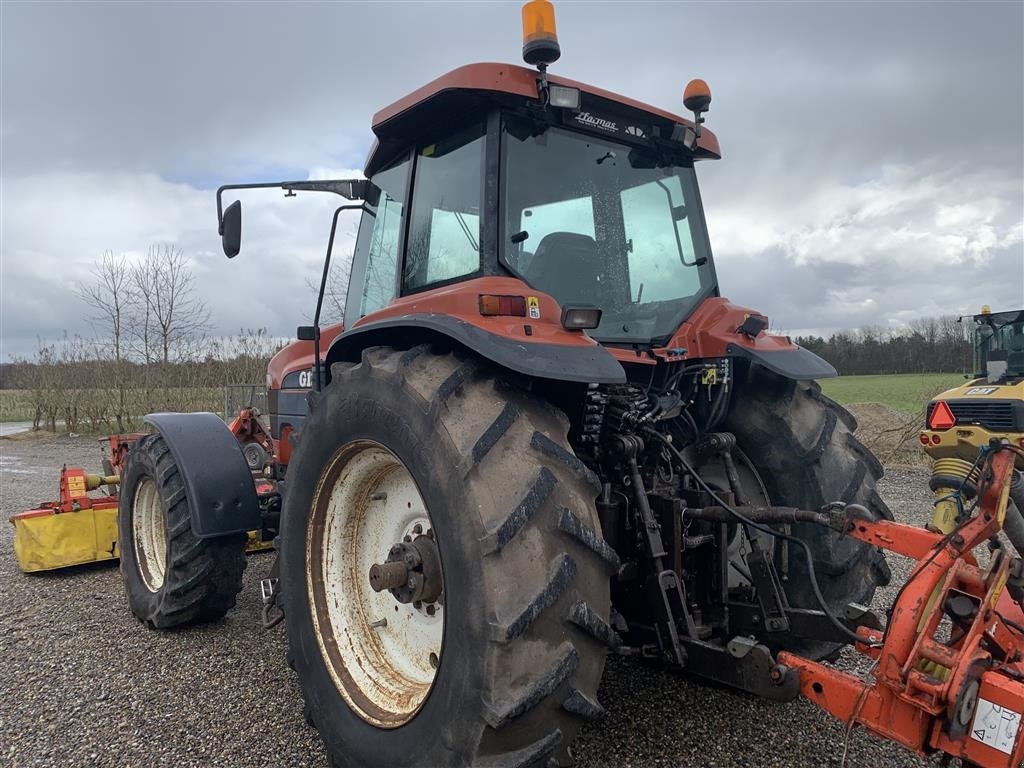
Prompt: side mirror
<box><xmin>221</xmin><ymin>200</ymin><xmax>241</xmax><ymax>258</ymax></box>
<box><xmin>296</xmin><ymin>326</ymin><xmax>319</xmax><ymax>341</ymax></box>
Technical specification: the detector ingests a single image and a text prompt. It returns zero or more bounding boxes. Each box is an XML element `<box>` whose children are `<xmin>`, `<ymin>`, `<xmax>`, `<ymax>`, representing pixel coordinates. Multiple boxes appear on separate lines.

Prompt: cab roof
<box><xmin>365</xmin><ymin>62</ymin><xmax>721</xmax><ymax>175</ymax></box>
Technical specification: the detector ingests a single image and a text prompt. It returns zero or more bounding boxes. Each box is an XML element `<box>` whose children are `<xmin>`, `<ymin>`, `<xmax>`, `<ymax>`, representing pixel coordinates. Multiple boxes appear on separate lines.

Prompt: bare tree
<box><xmin>135</xmin><ymin>244</ymin><xmax>212</xmax><ymax>364</ymax></box>
<box><xmin>77</xmin><ymin>251</ymin><xmax>136</xmax><ymax>431</ymax></box>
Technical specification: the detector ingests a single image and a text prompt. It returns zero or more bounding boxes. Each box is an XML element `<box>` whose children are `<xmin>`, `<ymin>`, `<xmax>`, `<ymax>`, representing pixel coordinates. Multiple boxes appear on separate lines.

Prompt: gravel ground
<box><xmin>0</xmin><ymin>434</ymin><xmax>941</xmax><ymax>768</ymax></box>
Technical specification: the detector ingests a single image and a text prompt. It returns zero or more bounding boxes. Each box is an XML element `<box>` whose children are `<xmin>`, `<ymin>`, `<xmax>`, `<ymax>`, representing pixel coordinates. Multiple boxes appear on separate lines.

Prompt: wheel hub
<box><xmin>307</xmin><ymin>441</ymin><xmax>445</xmax><ymax>728</ymax></box>
<box><xmin>369</xmin><ymin>533</ymin><xmax>443</xmax><ymax>605</ymax></box>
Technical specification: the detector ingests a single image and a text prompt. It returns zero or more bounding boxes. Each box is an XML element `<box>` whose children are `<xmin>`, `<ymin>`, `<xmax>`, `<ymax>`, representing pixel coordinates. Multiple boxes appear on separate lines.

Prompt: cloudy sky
<box><xmin>2</xmin><ymin>0</ymin><xmax>1022</xmax><ymax>358</ymax></box>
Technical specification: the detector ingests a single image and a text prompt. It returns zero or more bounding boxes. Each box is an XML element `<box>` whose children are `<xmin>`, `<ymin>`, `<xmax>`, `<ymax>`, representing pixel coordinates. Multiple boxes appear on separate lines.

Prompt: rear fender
<box><xmin>325</xmin><ymin>277</ymin><xmax>625</xmax><ymax>384</ymax></box>
<box><xmin>143</xmin><ymin>412</ymin><xmax>261</xmax><ymax>537</ymax></box>
<box><xmin>325</xmin><ymin>315</ymin><xmax>625</xmax><ymax>384</ymax></box>
<box><xmin>657</xmin><ymin>297</ymin><xmax>837</xmax><ymax>380</ymax></box>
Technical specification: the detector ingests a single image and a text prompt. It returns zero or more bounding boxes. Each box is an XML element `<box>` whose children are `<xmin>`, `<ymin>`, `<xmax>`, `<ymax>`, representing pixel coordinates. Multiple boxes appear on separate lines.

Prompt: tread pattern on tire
<box><xmin>291</xmin><ymin>345</ymin><xmax>612</xmax><ymax>767</ymax></box>
<box><xmin>120</xmin><ymin>434</ymin><xmax>247</xmax><ymax>629</ymax></box>
<box><xmin>724</xmin><ymin>365</ymin><xmax>893</xmax><ymax>660</ymax></box>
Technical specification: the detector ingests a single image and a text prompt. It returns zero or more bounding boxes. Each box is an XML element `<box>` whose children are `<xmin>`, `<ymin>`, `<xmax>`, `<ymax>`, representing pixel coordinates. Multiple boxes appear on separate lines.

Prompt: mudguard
<box><xmin>144</xmin><ymin>412</ymin><xmax>261</xmax><ymax>537</ymax></box>
<box><xmin>325</xmin><ymin>314</ymin><xmax>626</xmax><ymax>384</ymax></box>
<box><xmin>725</xmin><ymin>342</ymin><xmax>837</xmax><ymax>380</ymax></box>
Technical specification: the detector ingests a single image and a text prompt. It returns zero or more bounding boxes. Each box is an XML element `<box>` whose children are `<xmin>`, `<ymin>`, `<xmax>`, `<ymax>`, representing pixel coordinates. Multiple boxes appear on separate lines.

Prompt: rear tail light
<box><xmin>928</xmin><ymin>401</ymin><xmax>956</xmax><ymax>430</ymax></box>
<box><xmin>479</xmin><ymin>295</ymin><xmax>527</xmax><ymax>317</ymax></box>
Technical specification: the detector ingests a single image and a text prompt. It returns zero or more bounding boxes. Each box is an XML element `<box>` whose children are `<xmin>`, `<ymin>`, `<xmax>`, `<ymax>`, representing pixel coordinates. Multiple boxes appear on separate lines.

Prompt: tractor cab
<box><xmin>215</xmin><ymin>2</ymin><xmax>830</xmax><ymax>390</ymax></box>
<box><xmin>343</xmin><ymin>63</ymin><xmax>722</xmax><ymax>347</ymax></box>
<box><xmin>971</xmin><ymin>306</ymin><xmax>1024</xmax><ymax>383</ymax></box>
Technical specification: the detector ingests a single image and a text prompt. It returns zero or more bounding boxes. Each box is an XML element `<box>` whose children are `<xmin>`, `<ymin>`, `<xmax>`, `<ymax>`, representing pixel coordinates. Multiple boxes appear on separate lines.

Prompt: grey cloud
<box><xmin>1</xmin><ymin>1</ymin><xmax>1022</xmax><ymax>359</ymax></box>
<box><xmin>4</xmin><ymin>2</ymin><xmax>1020</xmax><ymax>177</ymax></box>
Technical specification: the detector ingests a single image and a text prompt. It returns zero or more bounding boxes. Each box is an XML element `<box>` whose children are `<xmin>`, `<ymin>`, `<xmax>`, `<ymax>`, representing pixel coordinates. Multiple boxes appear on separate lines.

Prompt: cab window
<box><xmin>346</xmin><ymin>157</ymin><xmax>410</xmax><ymax>321</ymax></box>
<box><xmin>403</xmin><ymin>123</ymin><xmax>485</xmax><ymax>291</ymax></box>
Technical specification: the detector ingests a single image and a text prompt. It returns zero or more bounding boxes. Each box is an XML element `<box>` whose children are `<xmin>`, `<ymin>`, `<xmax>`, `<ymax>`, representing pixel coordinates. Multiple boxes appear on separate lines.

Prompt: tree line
<box><xmin>2</xmin><ymin>246</ymin><xmax>287</xmax><ymax>433</ymax></box>
<box><xmin>0</xmin><ymin>242</ymin><xmax>979</xmax><ymax>434</ymax></box>
<box><xmin>795</xmin><ymin>315</ymin><xmax>973</xmax><ymax>376</ymax></box>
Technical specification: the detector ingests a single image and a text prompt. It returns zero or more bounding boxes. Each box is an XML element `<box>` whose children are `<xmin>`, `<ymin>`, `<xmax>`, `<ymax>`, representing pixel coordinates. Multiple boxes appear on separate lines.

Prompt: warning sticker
<box><xmin>527</xmin><ymin>296</ymin><xmax>540</xmax><ymax>320</ymax></box>
<box><xmin>971</xmin><ymin>697</ymin><xmax>1021</xmax><ymax>755</ymax></box>
<box><xmin>701</xmin><ymin>367</ymin><xmax>718</xmax><ymax>385</ymax></box>
<box><xmin>66</xmin><ymin>475</ymin><xmax>86</xmax><ymax>496</ymax></box>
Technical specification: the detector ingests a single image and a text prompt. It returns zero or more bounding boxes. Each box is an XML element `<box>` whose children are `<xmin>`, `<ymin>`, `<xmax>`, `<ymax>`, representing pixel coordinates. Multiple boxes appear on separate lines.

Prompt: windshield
<box><xmin>973</xmin><ymin>310</ymin><xmax>1024</xmax><ymax>379</ymax></box>
<box><xmin>501</xmin><ymin>115</ymin><xmax>716</xmax><ymax>343</ymax></box>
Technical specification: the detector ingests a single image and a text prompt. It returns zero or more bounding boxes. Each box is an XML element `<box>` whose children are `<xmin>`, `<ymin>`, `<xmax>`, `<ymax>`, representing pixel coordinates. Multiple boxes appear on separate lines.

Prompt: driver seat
<box><xmin>525</xmin><ymin>232</ymin><xmax>605</xmax><ymax>307</ymax></box>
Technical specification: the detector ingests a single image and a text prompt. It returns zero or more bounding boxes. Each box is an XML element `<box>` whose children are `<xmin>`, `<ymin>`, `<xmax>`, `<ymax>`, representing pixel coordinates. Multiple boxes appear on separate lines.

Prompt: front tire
<box><xmin>280</xmin><ymin>346</ymin><xmax>615</xmax><ymax>767</ymax></box>
<box><xmin>242</xmin><ymin>441</ymin><xmax>270</xmax><ymax>470</ymax></box>
<box><xmin>118</xmin><ymin>434</ymin><xmax>247</xmax><ymax>628</ymax></box>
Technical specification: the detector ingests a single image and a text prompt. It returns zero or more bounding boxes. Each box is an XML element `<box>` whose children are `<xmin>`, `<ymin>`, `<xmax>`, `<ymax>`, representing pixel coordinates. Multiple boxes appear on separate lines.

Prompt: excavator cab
<box><xmin>973</xmin><ymin>307</ymin><xmax>1024</xmax><ymax>383</ymax></box>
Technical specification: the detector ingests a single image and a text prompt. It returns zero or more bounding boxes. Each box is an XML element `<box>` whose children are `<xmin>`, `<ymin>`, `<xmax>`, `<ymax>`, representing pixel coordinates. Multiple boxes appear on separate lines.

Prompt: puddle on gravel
<box><xmin>0</xmin><ymin>455</ymin><xmax>37</xmax><ymax>475</ymax></box>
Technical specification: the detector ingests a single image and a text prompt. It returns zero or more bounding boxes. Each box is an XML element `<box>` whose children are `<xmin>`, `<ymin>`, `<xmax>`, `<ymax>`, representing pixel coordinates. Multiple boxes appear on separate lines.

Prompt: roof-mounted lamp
<box><xmin>522</xmin><ymin>0</ymin><xmax>561</xmax><ymax>68</ymax></box>
<box><xmin>683</xmin><ymin>79</ymin><xmax>712</xmax><ymax>138</ymax></box>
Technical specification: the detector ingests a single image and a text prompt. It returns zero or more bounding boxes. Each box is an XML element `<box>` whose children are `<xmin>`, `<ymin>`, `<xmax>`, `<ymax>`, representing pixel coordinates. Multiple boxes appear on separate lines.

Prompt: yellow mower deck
<box><xmin>11</xmin><ymin>506</ymin><xmax>273</xmax><ymax>574</ymax></box>
<box><xmin>12</xmin><ymin>454</ymin><xmax>275</xmax><ymax>573</ymax></box>
<box><xmin>12</xmin><ymin>504</ymin><xmax>120</xmax><ymax>573</ymax></box>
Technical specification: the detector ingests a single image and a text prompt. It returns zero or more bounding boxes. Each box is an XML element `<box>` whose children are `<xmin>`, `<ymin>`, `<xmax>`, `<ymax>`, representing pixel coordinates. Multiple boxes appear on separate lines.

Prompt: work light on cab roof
<box><xmin>518</xmin><ymin>0</ymin><xmax>714</xmax><ymax>149</ymax></box>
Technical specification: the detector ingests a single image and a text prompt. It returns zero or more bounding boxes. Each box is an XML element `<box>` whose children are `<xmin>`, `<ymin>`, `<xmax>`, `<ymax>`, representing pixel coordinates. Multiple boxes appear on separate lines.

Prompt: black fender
<box><xmin>143</xmin><ymin>412</ymin><xmax>261</xmax><ymax>537</ymax></box>
<box><xmin>324</xmin><ymin>314</ymin><xmax>626</xmax><ymax>384</ymax></box>
<box><xmin>725</xmin><ymin>342</ymin><xmax>837</xmax><ymax>380</ymax></box>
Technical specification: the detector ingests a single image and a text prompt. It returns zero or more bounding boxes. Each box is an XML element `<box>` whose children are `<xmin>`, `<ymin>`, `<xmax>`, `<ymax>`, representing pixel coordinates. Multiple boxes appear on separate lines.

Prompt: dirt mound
<box><xmin>847</xmin><ymin>402</ymin><xmax>929</xmax><ymax>469</ymax></box>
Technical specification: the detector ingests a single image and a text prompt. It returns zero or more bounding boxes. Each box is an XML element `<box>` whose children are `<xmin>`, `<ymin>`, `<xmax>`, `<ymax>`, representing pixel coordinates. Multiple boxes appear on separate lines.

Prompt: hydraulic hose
<box><xmin>645</xmin><ymin>430</ymin><xmax>874</xmax><ymax>648</ymax></box>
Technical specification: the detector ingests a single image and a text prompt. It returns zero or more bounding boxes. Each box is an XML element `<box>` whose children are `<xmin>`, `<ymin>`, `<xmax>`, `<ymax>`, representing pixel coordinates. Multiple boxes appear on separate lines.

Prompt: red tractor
<box><xmin>110</xmin><ymin>3</ymin><xmax>1024</xmax><ymax>766</ymax></box>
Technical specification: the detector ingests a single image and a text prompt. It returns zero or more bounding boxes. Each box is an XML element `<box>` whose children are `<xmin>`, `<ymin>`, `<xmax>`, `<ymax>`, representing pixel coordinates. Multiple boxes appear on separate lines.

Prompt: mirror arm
<box><xmin>215</xmin><ymin>179</ymin><xmax>366</xmax><ymax>233</ymax></box>
<box><xmin>311</xmin><ymin>204</ymin><xmax>366</xmax><ymax>392</ymax></box>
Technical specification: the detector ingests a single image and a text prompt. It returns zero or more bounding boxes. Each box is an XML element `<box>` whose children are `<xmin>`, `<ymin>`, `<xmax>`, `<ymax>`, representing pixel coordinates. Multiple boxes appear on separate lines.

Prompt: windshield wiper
<box><xmin>454</xmin><ymin>211</ymin><xmax>479</xmax><ymax>252</ymax></box>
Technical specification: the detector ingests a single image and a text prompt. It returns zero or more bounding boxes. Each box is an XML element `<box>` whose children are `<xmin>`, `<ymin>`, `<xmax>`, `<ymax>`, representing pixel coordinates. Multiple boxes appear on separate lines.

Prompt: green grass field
<box><xmin>820</xmin><ymin>372</ymin><xmax>965</xmax><ymax>415</ymax></box>
<box><xmin>0</xmin><ymin>390</ymin><xmax>38</xmax><ymax>422</ymax></box>
<box><xmin>0</xmin><ymin>388</ymin><xmax>223</xmax><ymax>426</ymax></box>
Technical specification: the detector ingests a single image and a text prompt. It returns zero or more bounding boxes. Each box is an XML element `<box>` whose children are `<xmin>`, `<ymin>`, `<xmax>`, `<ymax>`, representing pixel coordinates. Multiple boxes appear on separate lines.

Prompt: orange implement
<box><xmin>781</xmin><ymin>447</ymin><xmax>1024</xmax><ymax>767</ymax></box>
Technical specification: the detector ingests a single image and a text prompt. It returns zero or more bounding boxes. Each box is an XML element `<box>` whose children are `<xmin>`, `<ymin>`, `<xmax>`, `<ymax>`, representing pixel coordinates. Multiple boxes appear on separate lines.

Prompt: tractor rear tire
<box><xmin>118</xmin><ymin>433</ymin><xmax>248</xmax><ymax>629</ymax></box>
<box><xmin>725</xmin><ymin>364</ymin><xmax>893</xmax><ymax>660</ymax></box>
<box><xmin>280</xmin><ymin>346</ymin><xmax>614</xmax><ymax>768</ymax></box>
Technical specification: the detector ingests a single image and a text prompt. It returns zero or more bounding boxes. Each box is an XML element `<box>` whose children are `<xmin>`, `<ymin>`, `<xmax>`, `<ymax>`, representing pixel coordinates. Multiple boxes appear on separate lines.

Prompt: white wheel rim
<box><xmin>132</xmin><ymin>477</ymin><xmax>167</xmax><ymax>592</ymax></box>
<box><xmin>307</xmin><ymin>441</ymin><xmax>444</xmax><ymax>728</ymax></box>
